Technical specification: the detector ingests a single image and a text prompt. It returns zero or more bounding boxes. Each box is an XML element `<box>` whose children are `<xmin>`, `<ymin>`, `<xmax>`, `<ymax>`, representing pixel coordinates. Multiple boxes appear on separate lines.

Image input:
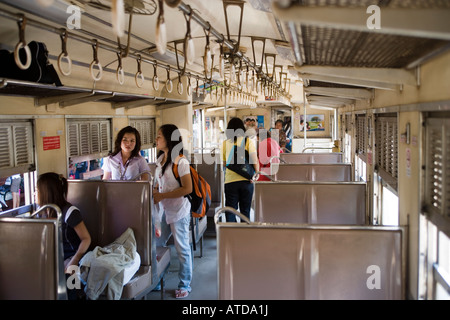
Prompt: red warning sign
<box><xmin>43</xmin><ymin>136</ymin><xmax>61</xmax><ymax>151</ymax></box>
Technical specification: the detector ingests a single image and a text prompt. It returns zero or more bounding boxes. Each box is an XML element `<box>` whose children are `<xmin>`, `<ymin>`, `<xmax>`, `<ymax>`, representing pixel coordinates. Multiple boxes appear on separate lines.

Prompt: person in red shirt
<box><xmin>257</xmin><ymin>129</ymin><xmax>281</xmax><ymax>181</ymax></box>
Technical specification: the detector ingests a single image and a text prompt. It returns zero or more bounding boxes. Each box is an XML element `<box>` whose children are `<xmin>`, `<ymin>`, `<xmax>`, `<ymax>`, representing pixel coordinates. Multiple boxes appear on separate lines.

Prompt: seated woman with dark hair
<box><xmin>35</xmin><ymin>172</ymin><xmax>91</xmax><ymax>272</ymax></box>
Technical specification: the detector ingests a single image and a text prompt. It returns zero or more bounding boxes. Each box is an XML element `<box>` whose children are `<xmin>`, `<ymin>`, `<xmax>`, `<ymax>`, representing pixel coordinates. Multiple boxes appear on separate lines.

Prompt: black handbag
<box><xmin>226</xmin><ymin>137</ymin><xmax>255</xmax><ymax>180</ymax></box>
<box><xmin>0</xmin><ymin>41</ymin><xmax>63</xmax><ymax>86</ymax></box>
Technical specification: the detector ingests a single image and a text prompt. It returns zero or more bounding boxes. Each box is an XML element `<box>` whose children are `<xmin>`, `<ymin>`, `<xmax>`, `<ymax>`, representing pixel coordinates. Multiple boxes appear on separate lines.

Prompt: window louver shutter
<box><xmin>79</xmin><ymin>123</ymin><xmax>90</xmax><ymax>155</ymax></box>
<box><xmin>100</xmin><ymin>121</ymin><xmax>109</xmax><ymax>153</ymax></box>
<box><xmin>0</xmin><ymin>121</ymin><xmax>34</xmax><ymax>175</ymax></box>
<box><xmin>375</xmin><ymin>114</ymin><xmax>398</xmax><ymax>190</ymax></box>
<box><xmin>13</xmin><ymin>125</ymin><xmax>33</xmax><ymax>166</ymax></box>
<box><xmin>129</xmin><ymin>118</ymin><xmax>156</xmax><ymax>149</ymax></box>
<box><xmin>356</xmin><ymin>115</ymin><xmax>366</xmax><ymax>156</ymax></box>
<box><xmin>67</xmin><ymin>119</ymin><xmax>111</xmax><ymax>161</ymax></box>
<box><xmin>425</xmin><ymin>118</ymin><xmax>450</xmax><ymax>218</ymax></box>
<box><xmin>0</xmin><ymin>126</ymin><xmax>13</xmax><ymax>168</ymax></box>
<box><xmin>90</xmin><ymin>123</ymin><xmax>100</xmax><ymax>154</ymax></box>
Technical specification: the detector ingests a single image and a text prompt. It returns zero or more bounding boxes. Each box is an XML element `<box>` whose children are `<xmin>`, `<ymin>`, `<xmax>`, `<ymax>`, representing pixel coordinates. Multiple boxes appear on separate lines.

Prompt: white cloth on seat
<box><xmin>123</xmin><ymin>252</ymin><xmax>140</xmax><ymax>285</ymax></box>
<box><xmin>79</xmin><ymin>227</ymin><xmax>140</xmax><ymax>300</ymax></box>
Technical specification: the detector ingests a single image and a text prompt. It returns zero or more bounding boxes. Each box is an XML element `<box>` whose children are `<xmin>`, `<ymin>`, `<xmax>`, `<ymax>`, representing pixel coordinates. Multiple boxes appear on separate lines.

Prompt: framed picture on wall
<box><xmin>300</xmin><ymin>114</ymin><xmax>325</xmax><ymax>131</ymax></box>
<box><xmin>243</xmin><ymin>115</ymin><xmax>263</xmax><ymax>129</ymax></box>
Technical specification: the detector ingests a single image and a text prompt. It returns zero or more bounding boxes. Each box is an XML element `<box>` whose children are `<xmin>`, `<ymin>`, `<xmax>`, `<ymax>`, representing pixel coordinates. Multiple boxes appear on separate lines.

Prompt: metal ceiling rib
<box><xmin>0</xmin><ymin>78</ymin><xmax>189</xmax><ymax>109</ymax></box>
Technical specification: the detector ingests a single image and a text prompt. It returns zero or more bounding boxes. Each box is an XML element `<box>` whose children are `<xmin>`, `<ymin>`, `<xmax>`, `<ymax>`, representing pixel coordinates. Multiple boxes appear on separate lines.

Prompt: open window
<box><xmin>193</xmin><ymin>108</ymin><xmax>224</xmax><ymax>154</ymax></box>
<box><xmin>343</xmin><ymin>113</ymin><xmax>352</xmax><ymax>164</ymax></box>
<box><xmin>355</xmin><ymin>113</ymin><xmax>367</xmax><ymax>182</ymax></box>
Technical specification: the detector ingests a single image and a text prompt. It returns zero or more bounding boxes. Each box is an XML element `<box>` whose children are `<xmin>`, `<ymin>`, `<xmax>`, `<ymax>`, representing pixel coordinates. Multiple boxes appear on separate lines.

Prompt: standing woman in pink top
<box><xmin>257</xmin><ymin>129</ymin><xmax>281</xmax><ymax>181</ymax></box>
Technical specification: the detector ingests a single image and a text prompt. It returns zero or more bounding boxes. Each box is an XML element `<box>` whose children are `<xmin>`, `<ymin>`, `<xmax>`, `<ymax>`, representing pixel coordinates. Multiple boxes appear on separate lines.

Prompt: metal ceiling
<box><xmin>0</xmin><ymin>0</ymin><xmax>449</xmax><ymax>111</ymax></box>
<box><xmin>274</xmin><ymin>0</ymin><xmax>450</xmax><ymax>108</ymax></box>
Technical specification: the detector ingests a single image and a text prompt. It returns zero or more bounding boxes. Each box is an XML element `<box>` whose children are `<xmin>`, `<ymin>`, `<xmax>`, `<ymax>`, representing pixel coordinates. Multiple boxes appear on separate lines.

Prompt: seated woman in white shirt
<box><xmin>102</xmin><ymin>126</ymin><xmax>150</xmax><ymax>181</ymax></box>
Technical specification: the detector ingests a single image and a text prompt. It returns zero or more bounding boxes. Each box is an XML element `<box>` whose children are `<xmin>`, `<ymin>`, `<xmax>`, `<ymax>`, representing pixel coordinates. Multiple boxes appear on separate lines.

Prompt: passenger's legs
<box><xmin>170</xmin><ymin>215</ymin><xmax>193</xmax><ymax>293</ymax></box>
<box><xmin>238</xmin><ymin>181</ymin><xmax>254</xmax><ymax>221</ymax></box>
<box><xmin>224</xmin><ymin>182</ymin><xmax>240</xmax><ymax>222</ymax></box>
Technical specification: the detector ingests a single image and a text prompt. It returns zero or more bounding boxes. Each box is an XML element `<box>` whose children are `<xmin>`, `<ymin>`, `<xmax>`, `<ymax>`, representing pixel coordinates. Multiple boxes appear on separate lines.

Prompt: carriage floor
<box><xmin>146</xmin><ymin>218</ymin><xmax>218</xmax><ymax>300</ymax></box>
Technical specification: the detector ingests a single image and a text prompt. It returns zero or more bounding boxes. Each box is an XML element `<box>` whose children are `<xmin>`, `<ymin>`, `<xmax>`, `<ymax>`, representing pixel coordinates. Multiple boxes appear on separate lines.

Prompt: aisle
<box><xmin>146</xmin><ymin>233</ymin><xmax>218</xmax><ymax>300</ymax></box>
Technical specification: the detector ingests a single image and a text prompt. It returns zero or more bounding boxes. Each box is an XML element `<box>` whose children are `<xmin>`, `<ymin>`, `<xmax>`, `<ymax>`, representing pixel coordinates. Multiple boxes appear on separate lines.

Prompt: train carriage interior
<box><xmin>0</xmin><ymin>0</ymin><xmax>449</xmax><ymax>302</ymax></box>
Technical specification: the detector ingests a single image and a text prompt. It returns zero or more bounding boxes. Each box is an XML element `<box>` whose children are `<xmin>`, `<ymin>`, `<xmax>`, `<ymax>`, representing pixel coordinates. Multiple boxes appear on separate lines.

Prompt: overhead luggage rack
<box><xmin>0</xmin><ymin>78</ymin><xmax>189</xmax><ymax>109</ymax></box>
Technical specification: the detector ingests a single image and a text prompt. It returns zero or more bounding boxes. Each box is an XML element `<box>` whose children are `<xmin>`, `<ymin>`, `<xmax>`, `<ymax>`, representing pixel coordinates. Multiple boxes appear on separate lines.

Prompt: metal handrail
<box><xmin>131</xmin><ymin>170</ymin><xmax>154</xmax><ymax>182</ymax></box>
<box><xmin>30</xmin><ymin>203</ymin><xmax>62</xmax><ymax>219</ymax></box>
<box><xmin>252</xmin><ymin>171</ymin><xmax>275</xmax><ymax>182</ymax></box>
<box><xmin>302</xmin><ymin>146</ymin><xmax>333</xmax><ymax>153</ymax></box>
<box><xmin>269</xmin><ymin>155</ymin><xmax>286</xmax><ymax>164</ymax></box>
<box><xmin>214</xmin><ymin>206</ymin><xmax>251</xmax><ymax>225</ymax></box>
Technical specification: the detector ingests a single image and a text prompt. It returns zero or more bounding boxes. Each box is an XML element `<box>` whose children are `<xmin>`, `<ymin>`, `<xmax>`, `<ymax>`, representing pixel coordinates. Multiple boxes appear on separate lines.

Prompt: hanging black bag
<box><xmin>226</xmin><ymin>136</ymin><xmax>256</xmax><ymax>180</ymax></box>
<box><xmin>0</xmin><ymin>41</ymin><xmax>63</xmax><ymax>86</ymax></box>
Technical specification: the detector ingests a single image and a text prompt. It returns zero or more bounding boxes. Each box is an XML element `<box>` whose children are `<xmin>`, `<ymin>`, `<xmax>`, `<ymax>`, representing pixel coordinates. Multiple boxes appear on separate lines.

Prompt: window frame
<box><xmin>66</xmin><ymin>118</ymin><xmax>112</xmax><ymax>164</ymax></box>
<box><xmin>419</xmin><ymin>112</ymin><xmax>450</xmax><ymax>299</ymax></box>
<box><xmin>0</xmin><ymin>120</ymin><xmax>35</xmax><ymax>177</ymax></box>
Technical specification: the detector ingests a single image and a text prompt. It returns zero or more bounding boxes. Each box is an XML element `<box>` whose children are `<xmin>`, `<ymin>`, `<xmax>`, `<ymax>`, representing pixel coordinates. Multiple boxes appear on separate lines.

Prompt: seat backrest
<box><xmin>217</xmin><ymin>224</ymin><xmax>404</xmax><ymax>300</ymax></box>
<box><xmin>273</xmin><ymin>163</ymin><xmax>352</xmax><ymax>181</ymax></box>
<box><xmin>254</xmin><ymin>182</ymin><xmax>366</xmax><ymax>224</ymax></box>
<box><xmin>280</xmin><ymin>152</ymin><xmax>344</xmax><ymax>164</ymax></box>
<box><xmin>0</xmin><ymin>217</ymin><xmax>65</xmax><ymax>300</ymax></box>
<box><xmin>67</xmin><ymin>180</ymin><xmax>153</xmax><ymax>266</ymax></box>
<box><xmin>195</xmin><ymin>161</ymin><xmax>222</xmax><ymax>204</ymax></box>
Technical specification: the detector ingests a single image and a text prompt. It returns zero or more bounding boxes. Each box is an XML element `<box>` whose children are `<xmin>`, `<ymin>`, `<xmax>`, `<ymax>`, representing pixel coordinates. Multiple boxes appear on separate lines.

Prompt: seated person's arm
<box><xmin>66</xmin><ymin>221</ymin><xmax>91</xmax><ymax>272</ymax></box>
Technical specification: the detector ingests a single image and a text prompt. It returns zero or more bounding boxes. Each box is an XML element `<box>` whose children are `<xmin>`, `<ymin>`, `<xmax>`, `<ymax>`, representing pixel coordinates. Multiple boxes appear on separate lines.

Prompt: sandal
<box><xmin>175</xmin><ymin>289</ymin><xmax>189</xmax><ymax>299</ymax></box>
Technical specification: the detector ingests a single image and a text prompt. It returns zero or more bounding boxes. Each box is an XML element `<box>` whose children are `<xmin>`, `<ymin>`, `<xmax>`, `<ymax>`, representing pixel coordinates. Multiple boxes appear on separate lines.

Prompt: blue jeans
<box><xmin>170</xmin><ymin>214</ymin><xmax>193</xmax><ymax>292</ymax></box>
<box><xmin>225</xmin><ymin>181</ymin><xmax>254</xmax><ymax>222</ymax></box>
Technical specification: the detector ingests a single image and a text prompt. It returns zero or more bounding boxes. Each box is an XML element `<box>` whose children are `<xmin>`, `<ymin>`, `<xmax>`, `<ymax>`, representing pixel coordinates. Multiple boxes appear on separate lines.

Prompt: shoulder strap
<box><xmin>172</xmin><ymin>154</ymin><xmax>186</xmax><ymax>183</ymax></box>
<box><xmin>65</xmin><ymin>205</ymin><xmax>79</xmax><ymax>223</ymax></box>
<box><xmin>226</xmin><ymin>137</ymin><xmax>246</xmax><ymax>165</ymax></box>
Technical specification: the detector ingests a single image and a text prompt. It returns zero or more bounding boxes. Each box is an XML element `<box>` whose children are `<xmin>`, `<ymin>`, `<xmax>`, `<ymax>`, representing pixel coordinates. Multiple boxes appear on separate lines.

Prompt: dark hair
<box><xmin>157</xmin><ymin>124</ymin><xmax>185</xmax><ymax>175</ymax></box>
<box><xmin>226</xmin><ymin>117</ymin><xmax>246</xmax><ymax>142</ymax></box>
<box><xmin>36</xmin><ymin>172</ymin><xmax>69</xmax><ymax>216</ymax></box>
<box><xmin>275</xmin><ymin>119</ymin><xmax>283</xmax><ymax>125</ymax></box>
<box><xmin>111</xmin><ymin>126</ymin><xmax>142</xmax><ymax>158</ymax></box>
